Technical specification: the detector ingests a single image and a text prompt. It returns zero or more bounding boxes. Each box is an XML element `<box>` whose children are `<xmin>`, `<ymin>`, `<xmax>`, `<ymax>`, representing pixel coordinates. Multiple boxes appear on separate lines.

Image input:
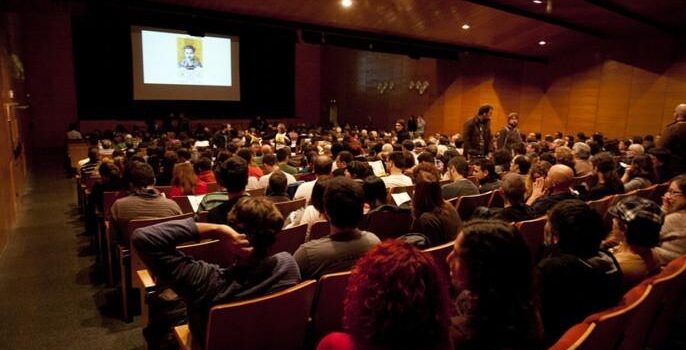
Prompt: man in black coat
<box><xmin>463</xmin><ymin>104</ymin><xmax>493</xmax><ymax>159</ymax></box>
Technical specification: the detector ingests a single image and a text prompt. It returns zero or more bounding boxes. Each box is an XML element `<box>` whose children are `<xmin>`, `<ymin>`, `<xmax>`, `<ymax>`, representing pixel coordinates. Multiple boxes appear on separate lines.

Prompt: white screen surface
<box><xmin>132</xmin><ymin>26</ymin><xmax>240</xmax><ymax>101</ymax></box>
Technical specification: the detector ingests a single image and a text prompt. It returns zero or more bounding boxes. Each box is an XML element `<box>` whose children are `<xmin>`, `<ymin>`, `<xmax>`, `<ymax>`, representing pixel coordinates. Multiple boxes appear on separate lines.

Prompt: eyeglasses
<box><xmin>665</xmin><ymin>189</ymin><xmax>684</xmax><ymax>197</ymax></box>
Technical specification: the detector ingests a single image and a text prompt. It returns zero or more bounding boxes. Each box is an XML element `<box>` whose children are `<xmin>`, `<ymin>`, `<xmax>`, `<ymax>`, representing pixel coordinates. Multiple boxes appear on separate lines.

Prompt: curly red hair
<box><xmin>343</xmin><ymin>240</ymin><xmax>451</xmax><ymax>349</ymax></box>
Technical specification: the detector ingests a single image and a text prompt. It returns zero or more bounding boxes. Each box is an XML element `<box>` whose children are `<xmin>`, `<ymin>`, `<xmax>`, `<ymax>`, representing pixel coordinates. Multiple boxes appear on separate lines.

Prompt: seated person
<box><xmin>441</xmin><ymin>156</ymin><xmax>479</xmax><ymax>200</ymax></box>
<box><xmin>608</xmin><ymin>196</ymin><xmax>663</xmax><ymax>289</ymax></box>
<box><xmin>473</xmin><ymin>158</ymin><xmax>501</xmax><ymax>193</ymax></box>
<box><xmin>79</xmin><ymin>146</ymin><xmax>100</xmax><ymax>179</ymax></box>
<box><xmin>411</xmin><ymin>163</ymin><xmax>461</xmax><ymax>246</ymax></box>
<box><xmin>294</xmin><ymin>155</ymin><xmax>333</xmax><ymax>202</ymax></box>
<box><xmin>537</xmin><ymin>200</ymin><xmax>622</xmax><ymax>345</ymax></box>
<box><xmin>510</xmin><ymin>154</ymin><xmax>532</xmax><ymax>176</ymax></box>
<box><xmin>110</xmin><ymin>161</ymin><xmax>183</xmax><ymax>243</ymax></box>
<box><xmin>265</xmin><ymin>170</ymin><xmax>291</xmax><ymax>204</ymax></box>
<box><xmin>317</xmin><ymin>241</ymin><xmax>451</xmax><ymax>350</ymax></box>
<box><xmin>478</xmin><ymin>173</ymin><xmax>535</xmax><ymax>223</ymax></box>
<box><xmin>133</xmin><ymin>197</ymin><xmax>301</xmax><ymax>345</ymax></box>
<box><xmin>381</xmin><ymin>151</ymin><xmax>413</xmax><ymax>188</ymax></box>
<box><xmin>362</xmin><ymin>176</ymin><xmax>388</xmax><ymax>213</ymax></box>
<box><xmin>205</xmin><ymin>157</ymin><xmax>249</xmax><ymax>224</ymax></box>
<box><xmin>236</xmin><ymin>147</ymin><xmax>263</xmax><ymax>179</ymax></box>
<box><xmin>448</xmin><ymin>220</ymin><xmax>542</xmax><ymax>349</ymax></box>
<box><xmin>276</xmin><ymin>147</ymin><xmax>298</xmax><ymax>175</ymax></box>
<box><xmin>527</xmin><ymin>164</ymin><xmax>577</xmax><ymax>217</ymax></box>
<box><xmin>169</xmin><ymin>163</ymin><xmax>208</xmax><ymax>197</ymax></box>
<box><xmin>653</xmin><ymin>174</ymin><xmax>686</xmax><ymax>265</ymax></box>
<box><xmin>621</xmin><ymin>154</ymin><xmax>655</xmax><ymax>192</ymax></box>
<box><xmin>294</xmin><ymin>176</ymin><xmax>380</xmax><ymax>279</ymax></box>
<box><xmin>584</xmin><ymin>152</ymin><xmax>624</xmax><ymax>201</ymax></box>
<box><xmin>193</xmin><ymin>157</ymin><xmax>216</xmax><ymax>184</ymax></box>
<box><xmin>258</xmin><ymin>153</ymin><xmax>296</xmax><ymax>188</ymax></box>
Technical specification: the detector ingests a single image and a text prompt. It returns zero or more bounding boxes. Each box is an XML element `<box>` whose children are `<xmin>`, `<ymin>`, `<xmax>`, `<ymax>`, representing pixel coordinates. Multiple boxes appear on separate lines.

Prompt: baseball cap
<box><xmin>608</xmin><ymin>196</ymin><xmax>663</xmax><ymax>226</ymax></box>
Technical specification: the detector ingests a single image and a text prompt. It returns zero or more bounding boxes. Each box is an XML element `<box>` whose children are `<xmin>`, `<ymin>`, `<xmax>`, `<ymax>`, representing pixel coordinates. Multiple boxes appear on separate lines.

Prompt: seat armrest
<box><xmin>136</xmin><ymin>269</ymin><xmax>156</xmax><ymax>289</ymax></box>
<box><xmin>174</xmin><ymin>325</ymin><xmax>194</xmax><ymax>350</ymax></box>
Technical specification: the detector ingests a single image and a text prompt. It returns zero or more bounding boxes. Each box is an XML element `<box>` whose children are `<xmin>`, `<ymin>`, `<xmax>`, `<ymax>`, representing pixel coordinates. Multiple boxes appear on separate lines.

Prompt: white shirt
<box><xmin>293</xmin><ymin>180</ymin><xmax>316</xmax><ymax>202</ymax></box>
<box><xmin>258</xmin><ymin>171</ymin><xmax>296</xmax><ymax>189</ymax></box>
<box><xmin>246</xmin><ymin>176</ymin><xmax>261</xmax><ymax>190</ymax></box>
<box><xmin>382</xmin><ymin>174</ymin><xmax>413</xmax><ymax>188</ymax></box>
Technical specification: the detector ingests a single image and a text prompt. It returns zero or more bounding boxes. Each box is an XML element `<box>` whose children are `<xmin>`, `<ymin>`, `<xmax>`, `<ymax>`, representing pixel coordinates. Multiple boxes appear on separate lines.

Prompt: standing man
<box><xmin>496</xmin><ymin>112</ymin><xmax>524</xmax><ymax>153</ymax></box>
<box><xmin>658</xmin><ymin>103</ymin><xmax>686</xmax><ymax>174</ymax></box>
<box><xmin>463</xmin><ymin>104</ymin><xmax>493</xmax><ymax>159</ymax></box>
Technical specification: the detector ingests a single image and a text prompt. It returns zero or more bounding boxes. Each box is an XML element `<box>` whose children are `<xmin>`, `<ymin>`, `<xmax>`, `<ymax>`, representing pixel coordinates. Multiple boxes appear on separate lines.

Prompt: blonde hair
<box><xmin>171</xmin><ymin>163</ymin><xmax>198</xmax><ymax>195</ymax></box>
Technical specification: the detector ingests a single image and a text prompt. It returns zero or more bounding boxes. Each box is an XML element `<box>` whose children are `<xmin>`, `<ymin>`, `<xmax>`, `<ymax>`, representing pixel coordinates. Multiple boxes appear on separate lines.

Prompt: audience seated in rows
<box><xmin>410</xmin><ymin>163</ymin><xmax>461</xmax><ymax>246</ymax></box>
<box><xmin>526</xmin><ymin>164</ymin><xmax>577</xmax><ymax>217</ymax></box>
<box><xmin>477</xmin><ymin>172</ymin><xmax>535</xmax><ymax>223</ymax></box>
<box><xmin>441</xmin><ymin>156</ymin><xmax>479</xmax><ymax>200</ymax></box>
<box><xmin>294</xmin><ymin>176</ymin><xmax>380</xmax><ymax>280</ymax></box>
<box><xmin>265</xmin><ymin>170</ymin><xmax>291</xmax><ymax>204</ymax></box>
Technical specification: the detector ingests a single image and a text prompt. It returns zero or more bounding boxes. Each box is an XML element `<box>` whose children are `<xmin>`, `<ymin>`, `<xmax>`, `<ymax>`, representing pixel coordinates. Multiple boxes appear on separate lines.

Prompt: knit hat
<box><xmin>608</xmin><ymin>196</ymin><xmax>663</xmax><ymax>226</ymax></box>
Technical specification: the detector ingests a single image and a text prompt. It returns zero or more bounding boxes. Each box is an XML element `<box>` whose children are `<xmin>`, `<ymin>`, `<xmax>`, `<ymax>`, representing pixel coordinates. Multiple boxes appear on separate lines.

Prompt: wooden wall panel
<box><xmin>595</xmin><ymin>60</ymin><xmax>633</xmax><ymax>138</ymax></box>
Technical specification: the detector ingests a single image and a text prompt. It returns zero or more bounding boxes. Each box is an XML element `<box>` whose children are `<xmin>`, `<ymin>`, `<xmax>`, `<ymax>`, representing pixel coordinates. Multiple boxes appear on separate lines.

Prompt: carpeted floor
<box><xmin>0</xmin><ymin>152</ymin><xmax>144</xmax><ymax>350</ymax></box>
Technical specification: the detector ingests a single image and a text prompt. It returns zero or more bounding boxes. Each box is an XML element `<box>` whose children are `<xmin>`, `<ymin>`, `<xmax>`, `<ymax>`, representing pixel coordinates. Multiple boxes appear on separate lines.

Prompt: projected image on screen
<box><xmin>141</xmin><ymin>30</ymin><xmax>231</xmax><ymax>86</ymax></box>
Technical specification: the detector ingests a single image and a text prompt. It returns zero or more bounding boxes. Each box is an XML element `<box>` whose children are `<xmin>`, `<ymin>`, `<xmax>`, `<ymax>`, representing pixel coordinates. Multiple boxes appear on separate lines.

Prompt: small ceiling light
<box><xmin>533</xmin><ymin>0</ymin><xmax>543</xmax><ymax>3</ymax></box>
<box><xmin>538</xmin><ymin>40</ymin><xmax>547</xmax><ymax>45</ymax></box>
<box><xmin>341</xmin><ymin>0</ymin><xmax>353</xmax><ymax>8</ymax></box>
<box><xmin>461</xmin><ymin>24</ymin><xmax>470</xmax><ymax>30</ymax></box>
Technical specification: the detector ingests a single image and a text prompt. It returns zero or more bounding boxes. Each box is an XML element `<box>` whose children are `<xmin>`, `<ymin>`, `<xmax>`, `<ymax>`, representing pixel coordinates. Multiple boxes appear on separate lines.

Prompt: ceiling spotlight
<box><xmin>461</xmin><ymin>24</ymin><xmax>470</xmax><ymax>30</ymax></box>
<box><xmin>538</xmin><ymin>40</ymin><xmax>547</xmax><ymax>46</ymax></box>
<box><xmin>341</xmin><ymin>0</ymin><xmax>353</xmax><ymax>8</ymax></box>
<box><xmin>533</xmin><ymin>0</ymin><xmax>543</xmax><ymax>3</ymax></box>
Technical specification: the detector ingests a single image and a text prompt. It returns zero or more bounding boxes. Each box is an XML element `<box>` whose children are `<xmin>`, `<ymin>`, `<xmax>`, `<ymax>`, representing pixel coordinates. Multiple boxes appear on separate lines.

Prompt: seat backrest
<box><xmin>618</xmin><ymin>270</ymin><xmax>672</xmax><ymax>350</ymax></box>
<box><xmin>446</xmin><ymin>197</ymin><xmax>458</xmax><ymax>207</ymax></box>
<box><xmin>645</xmin><ymin>255</ymin><xmax>686</xmax><ymax>349</ymax></box>
<box><xmin>365</xmin><ymin>207</ymin><xmax>413</xmax><ymax>240</ymax></box>
<box><xmin>467</xmin><ymin>175</ymin><xmax>478</xmax><ymax>186</ymax></box>
<box><xmin>176</xmin><ymin>239</ymin><xmax>236</xmax><ymax>268</ymax></box>
<box><xmin>274</xmin><ymin>197</ymin><xmax>307</xmax><ymax>218</ymax></box>
<box><xmin>649</xmin><ymin>182</ymin><xmax>669</xmax><ymax>204</ymax></box>
<box><xmin>268</xmin><ymin>224</ymin><xmax>307</xmax><ymax>256</ymax></box>
<box><xmin>205</xmin><ymin>280</ymin><xmax>318</xmax><ymax>350</ymax></box>
<box><xmin>573</xmin><ymin>173</ymin><xmax>596</xmax><ymax>189</ymax></box>
<box><xmin>515</xmin><ymin>216</ymin><xmax>547</xmax><ymax>263</ymax></box>
<box><xmin>246</xmin><ymin>187</ymin><xmax>266</xmax><ymax>197</ymax></box>
<box><xmin>103</xmin><ymin>190</ymin><xmax>127</xmax><ymax>219</ymax></box>
<box><xmin>549</xmin><ymin>322</ymin><xmax>596</xmax><ymax>350</ymax></box>
<box><xmin>455</xmin><ymin>192</ymin><xmax>492</xmax><ymax>221</ymax></box>
<box><xmin>634</xmin><ymin>184</ymin><xmax>656</xmax><ymax>200</ymax></box>
<box><xmin>310</xmin><ymin>271</ymin><xmax>352</xmax><ymax>342</ymax></box>
<box><xmin>156</xmin><ymin>185</ymin><xmax>174</xmax><ymax>198</ymax></box>
<box><xmin>287</xmin><ymin>181</ymin><xmax>304</xmax><ymax>199</ymax></box>
<box><xmin>580</xmin><ymin>284</ymin><xmax>653</xmax><ymax>350</ymax></box>
<box><xmin>610</xmin><ymin>190</ymin><xmax>638</xmax><ymax>206</ymax></box>
<box><xmin>308</xmin><ymin>220</ymin><xmax>330</xmax><ymax>241</ymax></box>
<box><xmin>423</xmin><ymin>241</ymin><xmax>454</xmax><ymax>281</ymax></box>
<box><xmin>128</xmin><ymin>213</ymin><xmax>195</xmax><ymax>276</ymax></box>
<box><xmin>172</xmin><ymin>196</ymin><xmax>194</xmax><ymax>214</ymax></box>
<box><xmin>487</xmin><ymin>190</ymin><xmax>505</xmax><ymax>208</ymax></box>
<box><xmin>587</xmin><ymin>195</ymin><xmax>613</xmax><ymax>217</ymax></box>
<box><xmin>206</xmin><ymin>182</ymin><xmax>220</xmax><ymax>193</ymax></box>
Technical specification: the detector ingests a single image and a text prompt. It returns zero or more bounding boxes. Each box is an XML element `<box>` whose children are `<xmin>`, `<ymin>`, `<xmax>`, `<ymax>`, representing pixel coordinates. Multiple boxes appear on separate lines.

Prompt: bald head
<box><xmin>675</xmin><ymin>104</ymin><xmax>686</xmax><ymax>121</ymax></box>
<box><xmin>547</xmin><ymin>164</ymin><xmax>574</xmax><ymax>192</ymax></box>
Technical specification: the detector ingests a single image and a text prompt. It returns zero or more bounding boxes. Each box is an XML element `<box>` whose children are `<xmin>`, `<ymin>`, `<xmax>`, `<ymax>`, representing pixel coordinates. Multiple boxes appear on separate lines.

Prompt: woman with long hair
<box><xmin>362</xmin><ymin>176</ymin><xmax>388</xmax><ymax>212</ymax></box>
<box><xmin>448</xmin><ymin>220</ymin><xmax>542</xmax><ymax>349</ymax></box>
<box><xmin>585</xmin><ymin>152</ymin><xmax>624</xmax><ymax>201</ymax></box>
<box><xmin>621</xmin><ymin>154</ymin><xmax>656</xmax><ymax>192</ymax></box>
<box><xmin>169</xmin><ymin>162</ymin><xmax>208</xmax><ymax>197</ymax></box>
<box><xmin>653</xmin><ymin>174</ymin><xmax>686</xmax><ymax>265</ymax></box>
<box><xmin>317</xmin><ymin>240</ymin><xmax>452</xmax><ymax>350</ymax></box>
<box><xmin>411</xmin><ymin>163</ymin><xmax>461</xmax><ymax>246</ymax></box>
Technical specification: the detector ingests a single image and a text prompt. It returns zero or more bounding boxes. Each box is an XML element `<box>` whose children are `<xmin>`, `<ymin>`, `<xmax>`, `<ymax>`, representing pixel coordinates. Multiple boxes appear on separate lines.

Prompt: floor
<box><xmin>0</xmin><ymin>152</ymin><xmax>144</xmax><ymax>350</ymax></box>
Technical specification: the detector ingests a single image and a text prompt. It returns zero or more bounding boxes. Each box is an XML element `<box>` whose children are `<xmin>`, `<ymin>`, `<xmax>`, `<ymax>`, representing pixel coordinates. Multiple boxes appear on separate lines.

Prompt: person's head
<box><xmin>494</xmin><ymin>149</ymin><xmax>512</xmax><ymax>171</ymax></box>
<box><xmin>511</xmin><ymin>155</ymin><xmax>532</xmax><ymax>175</ymax></box>
<box><xmin>507</xmin><ymin>112</ymin><xmax>519</xmax><ymax>127</ymax></box>
<box><xmin>261</xmin><ymin>143</ymin><xmax>273</xmax><ymax>156</ymax></box>
<box><xmin>501</xmin><ymin>173</ymin><xmax>527</xmax><ymax>205</ymax></box>
<box><xmin>673</xmin><ymin>103</ymin><xmax>686</xmax><ymax>122</ymax></box>
<box><xmin>412</xmin><ymin>163</ymin><xmax>446</xmax><ymax>218</ymax></box>
<box><xmin>648</xmin><ymin>147</ymin><xmax>671</xmax><ymax>168</ymax></box>
<box><xmin>628</xmin><ymin>155</ymin><xmax>655</xmax><ymax>182</ymax></box>
<box><xmin>401</xmin><ymin>139</ymin><xmax>414</xmax><ymax>152</ymax></box>
<box><xmin>314</xmin><ymin>155</ymin><xmax>333</xmax><ymax>177</ymax></box>
<box><xmin>126</xmin><ymin>161</ymin><xmax>155</xmax><ymax>189</ymax></box>
<box><xmin>446</xmin><ymin>220</ymin><xmax>537</xmax><ymax>344</ymax></box>
<box><xmin>473</xmin><ymin>158</ymin><xmax>497</xmax><ymax>184</ymax></box>
<box><xmin>417</xmin><ymin>151</ymin><xmax>435</xmax><ymax>165</ymax></box>
<box><xmin>394</xmin><ymin>119</ymin><xmax>406</xmax><ymax>133</ymax></box>
<box><xmin>447</xmin><ymin>155</ymin><xmax>469</xmax><ymax>180</ymax></box>
<box><xmin>345</xmin><ymin>160</ymin><xmax>373</xmax><ymax>180</ymax></box>
<box><xmin>386</xmin><ymin>151</ymin><xmax>406</xmax><ymax>172</ymax></box>
<box><xmin>324</xmin><ymin>176</ymin><xmax>365</xmax><ymax>229</ymax></box>
<box><xmin>183</xmin><ymin>45</ymin><xmax>196</xmax><ymax>60</ymax></box>
<box><xmin>477</xmin><ymin>104</ymin><xmax>493</xmax><ymax>120</ymax></box>
<box><xmin>276</xmin><ymin>147</ymin><xmax>290</xmax><ymax>163</ymax></box>
<box><xmin>216</xmin><ymin>156</ymin><xmax>248</xmax><ymax>194</ymax></box>
<box><xmin>177</xmin><ymin>148</ymin><xmax>191</xmax><ymax>162</ymax></box>
<box><xmin>268</xmin><ymin>170</ymin><xmax>288</xmax><ymax>195</ymax></box>
<box><xmin>572</xmin><ymin>142</ymin><xmax>591</xmax><ymax>160</ymax></box>
<box><xmin>627</xmin><ymin>143</ymin><xmax>645</xmax><ymax>157</ymax></box>
<box><xmin>88</xmin><ymin>147</ymin><xmax>99</xmax><ymax>162</ymax></box>
<box><xmin>98</xmin><ymin>161</ymin><xmax>121</xmax><ymax>183</ymax></box>
<box><xmin>335</xmin><ymin>150</ymin><xmax>353</xmax><ymax>170</ymax></box>
<box><xmin>262</xmin><ymin>153</ymin><xmax>278</xmax><ymax>173</ymax></box>
<box><xmin>193</xmin><ymin>157</ymin><xmax>212</xmax><ymax>174</ymax></box>
<box><xmin>554</xmin><ymin>146</ymin><xmax>575</xmax><ymax>169</ymax></box>
<box><xmin>171</xmin><ymin>162</ymin><xmax>198</xmax><ymax>195</ymax></box>
<box><xmin>227</xmin><ymin>197</ymin><xmax>284</xmax><ymax>260</ymax></box>
<box><xmin>592</xmin><ymin>152</ymin><xmax>616</xmax><ymax>176</ymax></box>
<box><xmin>363</xmin><ymin>176</ymin><xmax>387</xmax><ymax>209</ymax></box>
<box><xmin>344</xmin><ymin>240</ymin><xmax>451</xmax><ymax>349</ymax></box>
<box><xmin>548</xmin><ymin>200</ymin><xmax>605</xmax><ymax>258</ymax></box>
<box><xmin>545</xmin><ymin>164</ymin><xmax>574</xmax><ymax>193</ymax></box>
<box><xmin>310</xmin><ymin>178</ymin><xmax>330</xmax><ymax>212</ymax></box>
<box><xmin>609</xmin><ymin>196</ymin><xmax>663</xmax><ymax>248</ymax></box>
<box><xmin>663</xmin><ymin>174</ymin><xmax>686</xmax><ymax>214</ymax></box>
<box><xmin>236</xmin><ymin>147</ymin><xmax>253</xmax><ymax>164</ymax></box>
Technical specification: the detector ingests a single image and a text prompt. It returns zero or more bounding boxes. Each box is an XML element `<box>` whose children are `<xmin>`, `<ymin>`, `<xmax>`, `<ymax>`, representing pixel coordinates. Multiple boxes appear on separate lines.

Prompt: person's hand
<box><xmin>214</xmin><ymin>225</ymin><xmax>253</xmax><ymax>258</ymax></box>
<box><xmin>529</xmin><ymin>177</ymin><xmax>546</xmax><ymax>202</ymax></box>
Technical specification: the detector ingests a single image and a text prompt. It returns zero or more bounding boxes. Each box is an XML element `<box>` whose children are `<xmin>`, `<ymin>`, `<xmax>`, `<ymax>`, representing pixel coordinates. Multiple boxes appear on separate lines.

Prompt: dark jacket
<box><xmin>658</xmin><ymin>121</ymin><xmax>686</xmax><ymax>174</ymax></box>
<box><xmin>463</xmin><ymin>116</ymin><xmax>492</xmax><ymax>158</ymax></box>
<box><xmin>496</xmin><ymin>125</ymin><xmax>523</xmax><ymax>152</ymax></box>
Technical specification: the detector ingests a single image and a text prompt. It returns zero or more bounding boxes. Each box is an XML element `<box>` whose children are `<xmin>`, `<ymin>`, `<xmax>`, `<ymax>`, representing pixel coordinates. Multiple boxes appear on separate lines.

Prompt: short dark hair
<box><xmin>193</xmin><ymin>157</ymin><xmax>212</xmax><ymax>173</ymax></box>
<box><xmin>388</xmin><ymin>151</ymin><xmax>406</xmax><ymax>169</ymax></box>
<box><xmin>346</xmin><ymin>161</ymin><xmax>373</xmax><ymax>180</ymax></box>
<box><xmin>310</xmin><ymin>178</ymin><xmax>330</xmax><ymax>212</ymax></box>
<box><xmin>216</xmin><ymin>156</ymin><xmax>248</xmax><ymax>193</ymax></box>
<box><xmin>417</xmin><ymin>151</ymin><xmax>435</xmax><ymax>164</ymax></box>
<box><xmin>276</xmin><ymin>147</ymin><xmax>290</xmax><ymax>162</ymax></box>
<box><xmin>501</xmin><ymin>173</ymin><xmax>527</xmax><ymax>204</ymax></box>
<box><xmin>177</xmin><ymin>148</ymin><xmax>191</xmax><ymax>161</ymax></box>
<box><xmin>324</xmin><ymin>176</ymin><xmax>365</xmax><ymax>228</ymax></box>
<box><xmin>513</xmin><ymin>155</ymin><xmax>532</xmax><ymax>175</ymax></box>
<box><xmin>363</xmin><ymin>176</ymin><xmax>387</xmax><ymax>209</ymax></box>
<box><xmin>448</xmin><ymin>156</ymin><xmax>469</xmax><ymax>177</ymax></box>
<box><xmin>475</xmin><ymin>158</ymin><xmax>498</xmax><ymax>182</ymax></box>
<box><xmin>314</xmin><ymin>156</ymin><xmax>333</xmax><ymax>176</ymax></box>
<box><xmin>402</xmin><ymin>139</ymin><xmax>415</xmax><ymax>152</ymax></box>
<box><xmin>263</xmin><ymin>153</ymin><xmax>277</xmax><ymax>167</ymax></box>
<box><xmin>228</xmin><ymin>197</ymin><xmax>284</xmax><ymax>259</ymax></box>
<box><xmin>625</xmin><ymin>218</ymin><xmax>661</xmax><ymax>248</ymax></box>
<box><xmin>127</xmin><ymin>162</ymin><xmax>155</xmax><ymax>188</ymax></box>
<box><xmin>337</xmin><ymin>150</ymin><xmax>354</xmax><ymax>164</ymax></box>
<box><xmin>548</xmin><ymin>200</ymin><xmax>605</xmax><ymax>258</ymax></box>
<box><xmin>268</xmin><ymin>170</ymin><xmax>288</xmax><ymax>195</ymax></box>
<box><xmin>477</xmin><ymin>104</ymin><xmax>493</xmax><ymax>116</ymax></box>
<box><xmin>236</xmin><ymin>148</ymin><xmax>253</xmax><ymax>164</ymax></box>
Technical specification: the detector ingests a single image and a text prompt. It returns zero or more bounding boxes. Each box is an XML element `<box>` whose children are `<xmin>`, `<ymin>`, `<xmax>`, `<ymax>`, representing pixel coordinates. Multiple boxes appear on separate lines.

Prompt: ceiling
<box><xmin>5</xmin><ymin>0</ymin><xmax>685</xmax><ymax>61</ymax></box>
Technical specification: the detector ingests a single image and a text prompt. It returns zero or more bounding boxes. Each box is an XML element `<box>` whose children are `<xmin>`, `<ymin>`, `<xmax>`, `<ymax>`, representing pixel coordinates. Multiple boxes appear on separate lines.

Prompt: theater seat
<box><xmin>274</xmin><ymin>197</ymin><xmax>307</xmax><ymax>218</ymax></box>
<box><xmin>310</xmin><ymin>271</ymin><xmax>352</xmax><ymax>343</ymax></box>
<box><xmin>515</xmin><ymin>216</ymin><xmax>547</xmax><ymax>263</ymax></box>
<box><xmin>268</xmin><ymin>223</ymin><xmax>307</xmax><ymax>255</ymax></box>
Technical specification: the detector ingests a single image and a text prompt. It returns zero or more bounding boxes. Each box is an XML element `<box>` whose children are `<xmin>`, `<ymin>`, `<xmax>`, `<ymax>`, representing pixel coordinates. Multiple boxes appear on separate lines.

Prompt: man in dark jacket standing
<box><xmin>463</xmin><ymin>104</ymin><xmax>493</xmax><ymax>159</ymax></box>
<box><xmin>658</xmin><ymin>103</ymin><xmax>686</xmax><ymax>174</ymax></box>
